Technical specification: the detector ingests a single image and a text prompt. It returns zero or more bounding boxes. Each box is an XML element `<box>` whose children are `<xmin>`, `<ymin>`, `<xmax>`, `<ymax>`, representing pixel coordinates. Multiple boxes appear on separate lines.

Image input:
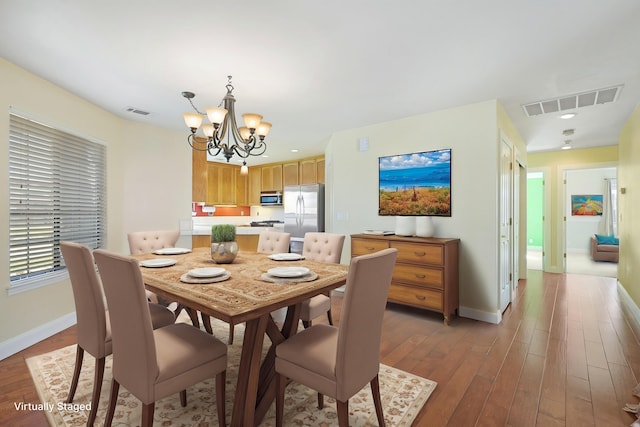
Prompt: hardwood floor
<box><xmin>1</xmin><ymin>270</ymin><xmax>639</xmax><ymax>426</ymax></box>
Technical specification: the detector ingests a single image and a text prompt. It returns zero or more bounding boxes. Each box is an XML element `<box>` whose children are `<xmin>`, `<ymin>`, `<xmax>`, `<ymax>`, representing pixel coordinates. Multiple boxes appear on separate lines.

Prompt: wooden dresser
<box><xmin>350</xmin><ymin>234</ymin><xmax>460</xmax><ymax>324</ymax></box>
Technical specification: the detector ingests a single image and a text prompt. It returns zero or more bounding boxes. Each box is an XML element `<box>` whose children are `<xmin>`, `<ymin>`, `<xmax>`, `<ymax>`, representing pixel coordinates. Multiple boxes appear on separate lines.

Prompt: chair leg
<box><xmin>180</xmin><ymin>389</ymin><xmax>187</xmax><ymax>407</ymax></box>
<box><xmin>66</xmin><ymin>346</ymin><xmax>84</xmax><ymax>403</ymax></box>
<box><xmin>326</xmin><ymin>308</ymin><xmax>334</xmax><ymax>325</ymax></box>
<box><xmin>141</xmin><ymin>402</ymin><xmax>155</xmax><ymax>427</ymax></box>
<box><xmin>317</xmin><ymin>392</ymin><xmax>324</xmax><ymax>409</ymax></box>
<box><xmin>371</xmin><ymin>375</ymin><xmax>386</xmax><ymax>427</ymax></box>
<box><xmin>228</xmin><ymin>323</ymin><xmax>234</xmax><ymax>345</ymax></box>
<box><xmin>336</xmin><ymin>400</ymin><xmax>349</xmax><ymax>427</ymax></box>
<box><xmin>104</xmin><ymin>379</ymin><xmax>120</xmax><ymax>427</ymax></box>
<box><xmin>216</xmin><ymin>371</ymin><xmax>226</xmax><ymax>427</ymax></box>
<box><xmin>87</xmin><ymin>356</ymin><xmax>106</xmax><ymax>426</ymax></box>
<box><xmin>302</xmin><ymin>320</ymin><xmax>312</xmax><ymax>329</ymax></box>
<box><xmin>275</xmin><ymin>373</ymin><xmax>286</xmax><ymax>427</ymax></box>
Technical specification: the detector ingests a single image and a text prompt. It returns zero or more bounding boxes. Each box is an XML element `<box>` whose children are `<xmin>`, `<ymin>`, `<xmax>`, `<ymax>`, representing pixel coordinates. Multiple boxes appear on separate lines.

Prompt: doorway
<box><xmin>564</xmin><ymin>167</ymin><xmax>618</xmax><ymax>277</ymax></box>
<box><xmin>527</xmin><ymin>171</ymin><xmax>544</xmax><ymax>271</ymax></box>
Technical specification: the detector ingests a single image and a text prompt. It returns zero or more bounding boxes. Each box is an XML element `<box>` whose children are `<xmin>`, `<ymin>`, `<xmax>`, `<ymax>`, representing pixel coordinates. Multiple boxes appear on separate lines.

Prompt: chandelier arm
<box><xmin>187</xmin><ymin>134</ymin><xmax>210</xmax><ymax>152</ymax></box>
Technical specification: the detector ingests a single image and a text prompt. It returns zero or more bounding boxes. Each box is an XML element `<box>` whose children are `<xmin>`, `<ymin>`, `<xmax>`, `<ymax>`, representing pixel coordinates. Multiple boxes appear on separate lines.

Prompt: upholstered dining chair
<box><xmin>60</xmin><ymin>242</ymin><xmax>176</xmax><ymax>427</ymax></box>
<box><xmin>257</xmin><ymin>230</ymin><xmax>291</xmax><ymax>254</ymax></box>
<box><xmin>94</xmin><ymin>249</ymin><xmax>228</xmax><ymax>427</ymax></box>
<box><xmin>127</xmin><ymin>229</ymin><xmax>180</xmax><ymax>304</ymax></box>
<box><xmin>275</xmin><ymin>248</ymin><xmax>398</xmax><ymax>427</ymax></box>
<box><xmin>299</xmin><ymin>232</ymin><xmax>346</xmax><ymax>328</ymax></box>
<box><xmin>127</xmin><ymin>229</ymin><xmax>202</xmax><ymax>327</ymax></box>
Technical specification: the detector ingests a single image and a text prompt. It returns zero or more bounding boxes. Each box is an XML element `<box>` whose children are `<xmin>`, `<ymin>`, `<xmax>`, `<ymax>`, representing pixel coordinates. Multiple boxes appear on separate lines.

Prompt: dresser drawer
<box><xmin>391</xmin><ymin>241</ymin><xmax>443</xmax><ymax>265</ymax></box>
<box><xmin>351</xmin><ymin>238</ymin><xmax>389</xmax><ymax>256</ymax></box>
<box><xmin>393</xmin><ymin>264</ymin><xmax>443</xmax><ymax>288</ymax></box>
<box><xmin>388</xmin><ymin>283</ymin><xmax>443</xmax><ymax>311</ymax></box>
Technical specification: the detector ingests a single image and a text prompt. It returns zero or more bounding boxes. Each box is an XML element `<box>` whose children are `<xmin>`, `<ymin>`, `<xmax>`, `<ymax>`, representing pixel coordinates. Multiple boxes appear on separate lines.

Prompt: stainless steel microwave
<box><xmin>260</xmin><ymin>193</ymin><xmax>282</xmax><ymax>206</ymax></box>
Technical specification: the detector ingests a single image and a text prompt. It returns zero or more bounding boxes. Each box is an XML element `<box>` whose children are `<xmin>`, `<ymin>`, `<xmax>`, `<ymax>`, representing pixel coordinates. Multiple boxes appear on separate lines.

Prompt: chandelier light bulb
<box><xmin>183</xmin><ymin>112</ymin><xmax>203</xmax><ymax>130</ymax></box>
<box><xmin>242</xmin><ymin>113</ymin><xmax>263</xmax><ymax>130</ymax></box>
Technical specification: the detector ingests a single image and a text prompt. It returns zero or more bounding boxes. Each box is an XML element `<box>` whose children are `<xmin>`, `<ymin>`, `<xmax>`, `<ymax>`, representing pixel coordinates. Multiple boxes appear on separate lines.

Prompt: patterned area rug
<box><xmin>26</xmin><ymin>316</ymin><xmax>436</xmax><ymax>426</ymax></box>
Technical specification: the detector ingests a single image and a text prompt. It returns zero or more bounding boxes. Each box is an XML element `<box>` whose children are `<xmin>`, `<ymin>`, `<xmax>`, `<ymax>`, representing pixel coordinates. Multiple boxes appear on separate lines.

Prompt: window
<box><xmin>8</xmin><ymin>112</ymin><xmax>106</xmax><ymax>294</ymax></box>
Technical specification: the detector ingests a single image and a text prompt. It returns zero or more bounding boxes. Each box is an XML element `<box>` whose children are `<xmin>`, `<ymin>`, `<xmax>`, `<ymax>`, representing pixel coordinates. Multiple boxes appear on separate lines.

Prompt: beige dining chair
<box><xmin>94</xmin><ymin>249</ymin><xmax>228</xmax><ymax>427</ymax></box>
<box><xmin>60</xmin><ymin>242</ymin><xmax>176</xmax><ymax>427</ymax></box>
<box><xmin>127</xmin><ymin>229</ymin><xmax>201</xmax><ymax>326</ymax></box>
<box><xmin>257</xmin><ymin>230</ymin><xmax>291</xmax><ymax>254</ymax></box>
<box><xmin>299</xmin><ymin>232</ymin><xmax>346</xmax><ymax>328</ymax></box>
<box><xmin>275</xmin><ymin>248</ymin><xmax>398</xmax><ymax>427</ymax></box>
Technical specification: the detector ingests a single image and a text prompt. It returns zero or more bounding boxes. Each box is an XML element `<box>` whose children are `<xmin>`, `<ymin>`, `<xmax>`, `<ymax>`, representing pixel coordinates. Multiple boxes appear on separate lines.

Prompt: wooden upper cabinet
<box><xmin>316</xmin><ymin>158</ymin><xmax>325</xmax><ymax>184</ymax></box>
<box><xmin>235</xmin><ymin>168</ymin><xmax>248</xmax><ymax>206</ymax></box>
<box><xmin>283</xmin><ymin>162</ymin><xmax>299</xmax><ymax>187</ymax></box>
<box><xmin>261</xmin><ymin>164</ymin><xmax>283</xmax><ymax>192</ymax></box>
<box><xmin>300</xmin><ymin>159</ymin><xmax>317</xmax><ymax>185</ymax></box>
<box><xmin>192</xmin><ymin>148</ymin><xmax>207</xmax><ymax>202</ymax></box>
<box><xmin>207</xmin><ymin>163</ymin><xmax>236</xmax><ymax>205</ymax></box>
<box><xmin>248</xmin><ymin>167</ymin><xmax>261</xmax><ymax>205</ymax></box>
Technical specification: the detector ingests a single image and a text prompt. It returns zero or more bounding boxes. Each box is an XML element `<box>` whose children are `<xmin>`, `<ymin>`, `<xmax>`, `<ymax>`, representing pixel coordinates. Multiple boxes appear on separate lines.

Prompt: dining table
<box><xmin>132</xmin><ymin>247</ymin><xmax>348</xmax><ymax>427</ymax></box>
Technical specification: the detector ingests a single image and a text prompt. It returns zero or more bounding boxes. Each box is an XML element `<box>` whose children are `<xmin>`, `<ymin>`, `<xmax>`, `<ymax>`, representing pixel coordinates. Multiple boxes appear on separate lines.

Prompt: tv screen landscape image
<box><xmin>378</xmin><ymin>148</ymin><xmax>451</xmax><ymax>216</ymax></box>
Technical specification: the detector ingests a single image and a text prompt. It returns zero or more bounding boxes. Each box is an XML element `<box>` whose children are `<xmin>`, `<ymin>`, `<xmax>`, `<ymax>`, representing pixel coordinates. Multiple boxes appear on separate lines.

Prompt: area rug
<box><xmin>26</xmin><ymin>316</ymin><xmax>436</xmax><ymax>426</ymax></box>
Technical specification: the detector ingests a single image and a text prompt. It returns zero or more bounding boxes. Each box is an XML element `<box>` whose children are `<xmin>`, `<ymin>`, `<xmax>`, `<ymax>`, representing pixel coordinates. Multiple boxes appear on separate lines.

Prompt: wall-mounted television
<box><xmin>378</xmin><ymin>148</ymin><xmax>451</xmax><ymax>216</ymax></box>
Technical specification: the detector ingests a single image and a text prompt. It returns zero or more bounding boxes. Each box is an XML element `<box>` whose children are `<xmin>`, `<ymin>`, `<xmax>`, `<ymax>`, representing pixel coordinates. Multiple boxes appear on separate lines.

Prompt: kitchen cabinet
<box><xmin>235</xmin><ymin>168</ymin><xmax>248</xmax><ymax>206</ymax></box>
<box><xmin>248</xmin><ymin>167</ymin><xmax>261</xmax><ymax>205</ymax></box>
<box><xmin>316</xmin><ymin>158</ymin><xmax>325</xmax><ymax>184</ymax></box>
<box><xmin>299</xmin><ymin>159</ymin><xmax>317</xmax><ymax>185</ymax></box>
<box><xmin>283</xmin><ymin>162</ymin><xmax>299</xmax><ymax>186</ymax></box>
<box><xmin>350</xmin><ymin>234</ymin><xmax>459</xmax><ymax>325</ymax></box>
<box><xmin>207</xmin><ymin>163</ymin><xmax>236</xmax><ymax>205</ymax></box>
<box><xmin>193</xmin><ymin>234</ymin><xmax>258</xmax><ymax>251</ymax></box>
<box><xmin>261</xmin><ymin>164</ymin><xmax>283</xmax><ymax>192</ymax></box>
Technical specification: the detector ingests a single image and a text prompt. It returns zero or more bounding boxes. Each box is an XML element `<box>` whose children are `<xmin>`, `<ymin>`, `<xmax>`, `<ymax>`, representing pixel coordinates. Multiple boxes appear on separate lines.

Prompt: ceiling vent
<box><xmin>125</xmin><ymin>106</ymin><xmax>151</xmax><ymax>116</ymax></box>
<box><xmin>522</xmin><ymin>85</ymin><xmax>623</xmax><ymax>117</ymax></box>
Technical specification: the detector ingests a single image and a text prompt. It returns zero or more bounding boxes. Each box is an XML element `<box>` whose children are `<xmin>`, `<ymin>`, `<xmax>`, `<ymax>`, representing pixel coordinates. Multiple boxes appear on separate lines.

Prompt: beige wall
<box><xmin>619</xmin><ymin>105</ymin><xmax>640</xmax><ymax>309</ymax></box>
<box><xmin>527</xmin><ymin>146</ymin><xmax>618</xmax><ymax>272</ymax></box>
<box><xmin>326</xmin><ymin>100</ymin><xmax>526</xmax><ymax>322</ymax></box>
<box><xmin>0</xmin><ymin>58</ymin><xmax>190</xmax><ymax>351</ymax></box>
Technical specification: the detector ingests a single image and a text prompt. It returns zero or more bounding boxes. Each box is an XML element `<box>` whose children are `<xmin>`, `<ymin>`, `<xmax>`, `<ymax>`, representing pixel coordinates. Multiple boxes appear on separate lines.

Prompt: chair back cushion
<box><xmin>127</xmin><ymin>230</ymin><xmax>180</xmax><ymax>254</ymax></box>
<box><xmin>336</xmin><ymin>248</ymin><xmax>398</xmax><ymax>400</ymax></box>
<box><xmin>302</xmin><ymin>232</ymin><xmax>345</xmax><ymax>263</ymax></box>
<box><xmin>93</xmin><ymin>249</ymin><xmax>159</xmax><ymax>398</ymax></box>
<box><xmin>60</xmin><ymin>242</ymin><xmax>110</xmax><ymax>358</ymax></box>
<box><xmin>257</xmin><ymin>231</ymin><xmax>291</xmax><ymax>254</ymax></box>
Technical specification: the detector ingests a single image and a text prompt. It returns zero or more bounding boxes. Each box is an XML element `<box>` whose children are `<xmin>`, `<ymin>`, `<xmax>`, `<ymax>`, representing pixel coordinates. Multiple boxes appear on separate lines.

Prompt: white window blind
<box><xmin>8</xmin><ymin>113</ymin><xmax>106</xmax><ymax>290</ymax></box>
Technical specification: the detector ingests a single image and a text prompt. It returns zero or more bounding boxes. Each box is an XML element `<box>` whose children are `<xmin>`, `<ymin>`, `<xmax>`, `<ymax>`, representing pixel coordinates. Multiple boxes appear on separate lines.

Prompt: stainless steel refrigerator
<box><xmin>284</xmin><ymin>183</ymin><xmax>325</xmax><ymax>254</ymax></box>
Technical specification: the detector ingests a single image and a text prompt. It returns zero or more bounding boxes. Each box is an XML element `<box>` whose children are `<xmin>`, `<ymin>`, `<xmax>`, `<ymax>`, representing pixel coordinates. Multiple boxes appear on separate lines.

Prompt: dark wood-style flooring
<box><xmin>1</xmin><ymin>270</ymin><xmax>638</xmax><ymax>426</ymax></box>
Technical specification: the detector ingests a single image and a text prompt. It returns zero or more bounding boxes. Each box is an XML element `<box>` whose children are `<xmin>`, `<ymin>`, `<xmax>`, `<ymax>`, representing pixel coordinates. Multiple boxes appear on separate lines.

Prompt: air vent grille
<box><xmin>125</xmin><ymin>107</ymin><xmax>151</xmax><ymax>116</ymax></box>
<box><xmin>522</xmin><ymin>85</ymin><xmax>623</xmax><ymax>117</ymax></box>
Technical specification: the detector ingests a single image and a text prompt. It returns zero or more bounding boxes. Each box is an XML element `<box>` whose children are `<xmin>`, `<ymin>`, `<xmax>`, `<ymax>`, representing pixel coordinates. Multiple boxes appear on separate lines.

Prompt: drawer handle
<box><xmin>415</xmin><ymin>274</ymin><xmax>426</xmax><ymax>279</ymax></box>
<box><xmin>365</xmin><ymin>246</ymin><xmax>376</xmax><ymax>251</ymax></box>
<box><xmin>414</xmin><ymin>251</ymin><xmax>426</xmax><ymax>257</ymax></box>
<box><xmin>416</xmin><ymin>295</ymin><xmax>426</xmax><ymax>301</ymax></box>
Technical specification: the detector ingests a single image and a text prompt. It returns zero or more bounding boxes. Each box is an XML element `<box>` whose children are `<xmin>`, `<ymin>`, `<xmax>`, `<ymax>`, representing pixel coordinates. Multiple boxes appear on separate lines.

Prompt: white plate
<box><xmin>267</xmin><ymin>267</ymin><xmax>310</xmax><ymax>278</ymax></box>
<box><xmin>268</xmin><ymin>253</ymin><xmax>304</xmax><ymax>261</ymax></box>
<box><xmin>140</xmin><ymin>258</ymin><xmax>177</xmax><ymax>268</ymax></box>
<box><xmin>153</xmin><ymin>247</ymin><xmax>191</xmax><ymax>255</ymax></box>
<box><xmin>188</xmin><ymin>267</ymin><xmax>227</xmax><ymax>278</ymax></box>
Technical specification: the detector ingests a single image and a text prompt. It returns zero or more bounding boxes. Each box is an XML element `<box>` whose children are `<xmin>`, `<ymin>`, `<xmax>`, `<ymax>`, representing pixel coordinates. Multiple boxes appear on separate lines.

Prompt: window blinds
<box><xmin>8</xmin><ymin>113</ymin><xmax>106</xmax><ymax>283</ymax></box>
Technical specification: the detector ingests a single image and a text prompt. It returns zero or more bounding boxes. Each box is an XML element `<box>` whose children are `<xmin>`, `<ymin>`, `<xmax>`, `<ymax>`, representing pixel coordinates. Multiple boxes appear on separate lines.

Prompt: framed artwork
<box><xmin>378</xmin><ymin>148</ymin><xmax>451</xmax><ymax>216</ymax></box>
<box><xmin>571</xmin><ymin>194</ymin><xmax>603</xmax><ymax>216</ymax></box>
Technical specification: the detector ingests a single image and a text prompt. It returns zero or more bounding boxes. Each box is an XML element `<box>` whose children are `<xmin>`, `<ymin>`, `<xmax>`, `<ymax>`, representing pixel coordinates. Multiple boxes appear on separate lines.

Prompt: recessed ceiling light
<box><xmin>560</xmin><ymin>113</ymin><xmax>576</xmax><ymax>119</ymax></box>
<box><xmin>562</xmin><ymin>140</ymin><xmax>572</xmax><ymax>150</ymax></box>
<box><xmin>290</xmin><ymin>149</ymin><xmax>299</xmax><ymax>153</ymax></box>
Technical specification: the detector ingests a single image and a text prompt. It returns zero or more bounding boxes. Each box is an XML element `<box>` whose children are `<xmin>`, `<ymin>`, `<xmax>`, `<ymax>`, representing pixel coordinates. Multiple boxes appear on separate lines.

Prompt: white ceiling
<box><xmin>1</xmin><ymin>1</ymin><xmax>639</xmax><ymax>165</ymax></box>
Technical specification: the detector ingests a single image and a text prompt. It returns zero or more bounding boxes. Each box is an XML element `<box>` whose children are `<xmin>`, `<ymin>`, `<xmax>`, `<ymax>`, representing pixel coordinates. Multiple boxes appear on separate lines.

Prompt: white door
<box><xmin>499</xmin><ymin>138</ymin><xmax>513</xmax><ymax>312</ymax></box>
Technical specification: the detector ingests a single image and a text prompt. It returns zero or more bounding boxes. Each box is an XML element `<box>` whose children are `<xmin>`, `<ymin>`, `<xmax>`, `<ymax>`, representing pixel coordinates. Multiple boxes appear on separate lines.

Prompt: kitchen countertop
<box><xmin>192</xmin><ymin>225</ymin><xmax>284</xmax><ymax>236</ymax></box>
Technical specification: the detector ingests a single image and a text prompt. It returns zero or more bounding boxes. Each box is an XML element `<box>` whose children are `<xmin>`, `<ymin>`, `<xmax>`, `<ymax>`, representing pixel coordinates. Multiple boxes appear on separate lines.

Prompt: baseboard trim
<box><xmin>618</xmin><ymin>281</ymin><xmax>640</xmax><ymax>341</ymax></box>
<box><xmin>459</xmin><ymin>306</ymin><xmax>501</xmax><ymax>324</ymax></box>
<box><xmin>0</xmin><ymin>312</ymin><xmax>76</xmax><ymax>361</ymax></box>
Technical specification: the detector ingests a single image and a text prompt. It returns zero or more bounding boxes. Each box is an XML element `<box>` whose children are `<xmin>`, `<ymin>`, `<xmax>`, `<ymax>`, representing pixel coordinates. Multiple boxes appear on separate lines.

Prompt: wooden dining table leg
<box><xmin>254</xmin><ymin>304</ymin><xmax>301</xmax><ymax>424</ymax></box>
<box><xmin>231</xmin><ymin>314</ymin><xmax>269</xmax><ymax>427</ymax></box>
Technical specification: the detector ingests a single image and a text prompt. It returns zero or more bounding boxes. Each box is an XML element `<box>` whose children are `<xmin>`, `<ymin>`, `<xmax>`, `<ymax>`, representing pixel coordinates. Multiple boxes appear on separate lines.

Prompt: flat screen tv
<box><xmin>378</xmin><ymin>148</ymin><xmax>451</xmax><ymax>216</ymax></box>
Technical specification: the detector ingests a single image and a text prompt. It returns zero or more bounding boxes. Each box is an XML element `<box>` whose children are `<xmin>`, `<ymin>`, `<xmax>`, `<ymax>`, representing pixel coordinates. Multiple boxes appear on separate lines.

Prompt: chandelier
<box><xmin>182</xmin><ymin>76</ymin><xmax>271</xmax><ymax>174</ymax></box>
